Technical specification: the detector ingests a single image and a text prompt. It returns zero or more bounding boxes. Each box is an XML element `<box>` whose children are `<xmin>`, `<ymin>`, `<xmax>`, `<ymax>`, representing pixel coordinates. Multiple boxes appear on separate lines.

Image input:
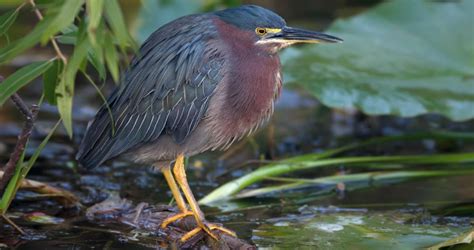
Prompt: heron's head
<box><xmin>214</xmin><ymin>5</ymin><xmax>342</xmax><ymax>53</ymax></box>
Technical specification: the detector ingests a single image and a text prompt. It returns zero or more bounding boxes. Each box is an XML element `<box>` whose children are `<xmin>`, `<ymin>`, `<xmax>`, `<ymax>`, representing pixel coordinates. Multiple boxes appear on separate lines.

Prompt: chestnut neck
<box><xmin>214</xmin><ymin>17</ymin><xmax>281</xmax><ymax>123</ymax></box>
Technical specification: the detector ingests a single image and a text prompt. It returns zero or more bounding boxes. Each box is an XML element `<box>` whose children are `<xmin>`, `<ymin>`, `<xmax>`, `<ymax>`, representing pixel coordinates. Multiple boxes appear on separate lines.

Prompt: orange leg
<box><xmin>159</xmin><ymin>165</ymin><xmax>193</xmax><ymax>228</ymax></box>
<box><xmin>172</xmin><ymin>154</ymin><xmax>236</xmax><ymax>241</ymax></box>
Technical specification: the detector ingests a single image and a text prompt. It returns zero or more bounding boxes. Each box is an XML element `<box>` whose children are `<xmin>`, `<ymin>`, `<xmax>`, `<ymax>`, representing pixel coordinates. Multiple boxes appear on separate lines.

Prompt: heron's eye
<box><xmin>255</xmin><ymin>28</ymin><xmax>267</xmax><ymax>36</ymax></box>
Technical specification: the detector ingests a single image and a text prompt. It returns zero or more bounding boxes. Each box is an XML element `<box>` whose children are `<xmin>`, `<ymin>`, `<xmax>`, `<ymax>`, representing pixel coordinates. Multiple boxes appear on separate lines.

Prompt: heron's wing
<box><xmin>77</xmin><ymin>16</ymin><xmax>224</xmax><ymax>168</ymax></box>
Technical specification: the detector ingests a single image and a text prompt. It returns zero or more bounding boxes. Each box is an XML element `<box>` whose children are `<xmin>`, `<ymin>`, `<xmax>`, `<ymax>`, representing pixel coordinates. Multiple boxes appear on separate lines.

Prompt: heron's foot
<box><xmin>181</xmin><ymin>222</ymin><xmax>236</xmax><ymax>242</ymax></box>
<box><xmin>161</xmin><ymin>211</ymin><xmax>194</xmax><ymax>228</ymax></box>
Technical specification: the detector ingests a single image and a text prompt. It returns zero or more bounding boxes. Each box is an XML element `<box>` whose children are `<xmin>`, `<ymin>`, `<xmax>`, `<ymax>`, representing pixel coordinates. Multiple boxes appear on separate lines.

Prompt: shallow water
<box><xmin>1</xmin><ymin>0</ymin><xmax>474</xmax><ymax>248</ymax></box>
<box><xmin>1</xmin><ymin>84</ymin><xmax>473</xmax><ymax>248</ymax></box>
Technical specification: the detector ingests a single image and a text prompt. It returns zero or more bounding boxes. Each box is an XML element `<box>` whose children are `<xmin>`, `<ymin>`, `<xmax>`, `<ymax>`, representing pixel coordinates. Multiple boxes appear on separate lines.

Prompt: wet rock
<box><xmin>86</xmin><ymin>195</ymin><xmax>256</xmax><ymax>249</ymax></box>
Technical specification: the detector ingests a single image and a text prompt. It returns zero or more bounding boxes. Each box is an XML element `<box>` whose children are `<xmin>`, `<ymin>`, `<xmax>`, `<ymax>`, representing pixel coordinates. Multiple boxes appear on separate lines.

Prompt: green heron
<box><xmin>77</xmin><ymin>5</ymin><xmax>341</xmax><ymax>241</ymax></box>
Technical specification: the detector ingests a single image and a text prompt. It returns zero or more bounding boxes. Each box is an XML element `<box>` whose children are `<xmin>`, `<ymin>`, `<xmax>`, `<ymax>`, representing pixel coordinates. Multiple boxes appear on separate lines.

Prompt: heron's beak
<box><xmin>266</xmin><ymin>26</ymin><xmax>343</xmax><ymax>44</ymax></box>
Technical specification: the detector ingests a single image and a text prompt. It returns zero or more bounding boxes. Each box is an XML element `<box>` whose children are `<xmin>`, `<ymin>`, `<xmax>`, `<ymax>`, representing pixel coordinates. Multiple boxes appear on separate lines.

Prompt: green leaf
<box><xmin>283</xmin><ymin>0</ymin><xmax>474</xmax><ymax>121</ymax></box>
<box><xmin>42</xmin><ymin>59</ymin><xmax>63</xmax><ymax>105</ymax></box>
<box><xmin>0</xmin><ymin>120</ymin><xmax>61</xmax><ymax>214</ymax></box>
<box><xmin>56</xmin><ymin>37</ymin><xmax>90</xmax><ymax>137</ymax></box>
<box><xmin>87</xmin><ymin>22</ymin><xmax>106</xmax><ymax>80</ymax></box>
<box><xmin>104</xmin><ymin>32</ymin><xmax>120</xmax><ymax>83</ymax></box>
<box><xmin>428</xmin><ymin>230</ymin><xmax>474</xmax><ymax>250</ymax></box>
<box><xmin>40</xmin><ymin>0</ymin><xmax>84</xmax><ymax>44</ymax></box>
<box><xmin>0</xmin><ymin>151</ymin><xmax>24</xmax><ymax>213</ymax></box>
<box><xmin>56</xmin><ymin>31</ymin><xmax>77</xmax><ymax>45</ymax></box>
<box><xmin>88</xmin><ymin>50</ymin><xmax>106</xmax><ymax>81</ymax></box>
<box><xmin>0</xmin><ymin>60</ymin><xmax>54</xmax><ymax>105</ymax></box>
<box><xmin>254</xmin><ymin>211</ymin><xmax>471</xmax><ymax>249</ymax></box>
<box><xmin>86</xmin><ymin>0</ymin><xmax>104</xmax><ymax>46</ymax></box>
<box><xmin>0</xmin><ymin>16</ymin><xmax>54</xmax><ymax>64</ymax></box>
<box><xmin>56</xmin><ymin>24</ymin><xmax>78</xmax><ymax>45</ymax></box>
<box><xmin>0</xmin><ymin>8</ymin><xmax>19</xmax><ymax>36</ymax></box>
<box><xmin>104</xmin><ymin>0</ymin><xmax>136</xmax><ymax>50</ymax></box>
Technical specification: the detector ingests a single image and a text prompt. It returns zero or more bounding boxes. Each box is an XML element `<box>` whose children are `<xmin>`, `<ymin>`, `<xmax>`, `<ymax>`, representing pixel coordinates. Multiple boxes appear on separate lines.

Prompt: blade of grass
<box><xmin>199</xmin><ymin>152</ymin><xmax>474</xmax><ymax>204</ymax></box>
<box><xmin>0</xmin><ymin>120</ymin><xmax>61</xmax><ymax>214</ymax></box>
<box><xmin>0</xmin><ymin>153</ymin><xmax>25</xmax><ymax>214</ymax></box>
<box><xmin>236</xmin><ymin>169</ymin><xmax>474</xmax><ymax>199</ymax></box>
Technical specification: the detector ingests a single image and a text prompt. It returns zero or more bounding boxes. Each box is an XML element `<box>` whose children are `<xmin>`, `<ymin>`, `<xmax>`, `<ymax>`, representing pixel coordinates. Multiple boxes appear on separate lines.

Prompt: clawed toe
<box><xmin>180</xmin><ymin>222</ymin><xmax>236</xmax><ymax>242</ymax></box>
<box><xmin>161</xmin><ymin>211</ymin><xmax>194</xmax><ymax>228</ymax></box>
<box><xmin>208</xmin><ymin>223</ymin><xmax>236</xmax><ymax>237</ymax></box>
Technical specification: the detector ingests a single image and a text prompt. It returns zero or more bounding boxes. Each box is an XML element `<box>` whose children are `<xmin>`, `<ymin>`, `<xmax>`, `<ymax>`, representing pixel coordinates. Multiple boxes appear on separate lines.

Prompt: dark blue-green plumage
<box><xmin>77</xmin><ymin>14</ymin><xmax>225</xmax><ymax>168</ymax></box>
<box><xmin>77</xmin><ymin>4</ymin><xmax>341</xmax><ymax>169</ymax></box>
<box><xmin>76</xmin><ymin>5</ymin><xmax>343</xmax><ymax>242</ymax></box>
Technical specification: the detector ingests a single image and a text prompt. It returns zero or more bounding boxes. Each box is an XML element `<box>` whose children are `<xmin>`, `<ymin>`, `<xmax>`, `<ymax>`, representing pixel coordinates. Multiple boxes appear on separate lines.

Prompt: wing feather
<box><xmin>77</xmin><ymin>15</ymin><xmax>225</xmax><ymax>168</ymax></box>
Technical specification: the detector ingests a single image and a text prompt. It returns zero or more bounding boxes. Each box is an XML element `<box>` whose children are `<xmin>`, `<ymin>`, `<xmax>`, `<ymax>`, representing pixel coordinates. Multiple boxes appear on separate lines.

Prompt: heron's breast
<box><xmin>203</xmin><ymin>52</ymin><xmax>282</xmax><ymax>150</ymax></box>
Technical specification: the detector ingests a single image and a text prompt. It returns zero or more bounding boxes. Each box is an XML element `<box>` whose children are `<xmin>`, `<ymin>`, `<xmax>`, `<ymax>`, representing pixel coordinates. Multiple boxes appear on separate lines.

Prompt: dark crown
<box><xmin>214</xmin><ymin>5</ymin><xmax>286</xmax><ymax>30</ymax></box>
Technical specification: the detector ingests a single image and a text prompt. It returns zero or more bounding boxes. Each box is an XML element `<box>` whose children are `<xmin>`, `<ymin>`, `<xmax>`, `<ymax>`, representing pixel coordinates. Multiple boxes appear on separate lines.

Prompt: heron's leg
<box><xmin>172</xmin><ymin>154</ymin><xmax>236</xmax><ymax>241</ymax></box>
<box><xmin>159</xmin><ymin>165</ymin><xmax>193</xmax><ymax>228</ymax></box>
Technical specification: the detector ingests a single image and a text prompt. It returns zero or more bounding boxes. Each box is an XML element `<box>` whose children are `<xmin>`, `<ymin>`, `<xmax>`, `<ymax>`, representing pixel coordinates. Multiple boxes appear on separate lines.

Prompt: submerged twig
<box><xmin>0</xmin><ymin>75</ymin><xmax>39</xmax><ymax>195</ymax></box>
<box><xmin>1</xmin><ymin>214</ymin><xmax>25</xmax><ymax>235</ymax></box>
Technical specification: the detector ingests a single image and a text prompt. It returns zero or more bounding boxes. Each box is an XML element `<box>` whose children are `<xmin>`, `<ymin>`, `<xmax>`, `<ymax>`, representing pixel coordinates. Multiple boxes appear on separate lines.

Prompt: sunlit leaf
<box><xmin>42</xmin><ymin>59</ymin><xmax>63</xmax><ymax>105</ymax></box>
<box><xmin>0</xmin><ymin>8</ymin><xmax>19</xmax><ymax>36</ymax></box>
<box><xmin>40</xmin><ymin>0</ymin><xmax>84</xmax><ymax>44</ymax></box>
<box><xmin>56</xmin><ymin>37</ymin><xmax>90</xmax><ymax>137</ymax></box>
<box><xmin>104</xmin><ymin>32</ymin><xmax>119</xmax><ymax>83</ymax></box>
<box><xmin>283</xmin><ymin>0</ymin><xmax>474</xmax><ymax>121</ymax></box>
<box><xmin>87</xmin><ymin>22</ymin><xmax>106</xmax><ymax>80</ymax></box>
<box><xmin>86</xmin><ymin>0</ymin><xmax>104</xmax><ymax>46</ymax></box>
<box><xmin>104</xmin><ymin>0</ymin><xmax>136</xmax><ymax>50</ymax></box>
<box><xmin>88</xmin><ymin>50</ymin><xmax>106</xmax><ymax>81</ymax></box>
<box><xmin>0</xmin><ymin>60</ymin><xmax>54</xmax><ymax>105</ymax></box>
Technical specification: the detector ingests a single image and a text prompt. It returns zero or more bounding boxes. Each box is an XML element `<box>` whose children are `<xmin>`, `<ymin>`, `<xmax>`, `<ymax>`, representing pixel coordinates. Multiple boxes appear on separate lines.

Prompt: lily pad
<box><xmin>253</xmin><ymin>210</ymin><xmax>472</xmax><ymax>249</ymax></box>
<box><xmin>283</xmin><ymin>0</ymin><xmax>474</xmax><ymax>121</ymax></box>
<box><xmin>427</xmin><ymin>230</ymin><xmax>474</xmax><ymax>250</ymax></box>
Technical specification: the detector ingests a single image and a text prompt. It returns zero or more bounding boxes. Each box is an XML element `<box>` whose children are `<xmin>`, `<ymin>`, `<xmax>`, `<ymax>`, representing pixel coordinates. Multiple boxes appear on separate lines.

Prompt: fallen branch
<box><xmin>0</xmin><ymin>170</ymin><xmax>80</xmax><ymax>207</ymax></box>
<box><xmin>86</xmin><ymin>194</ymin><xmax>255</xmax><ymax>249</ymax></box>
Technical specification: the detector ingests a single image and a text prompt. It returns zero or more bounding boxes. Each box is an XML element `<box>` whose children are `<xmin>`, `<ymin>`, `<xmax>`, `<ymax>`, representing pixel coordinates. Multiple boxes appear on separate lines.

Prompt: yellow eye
<box><xmin>255</xmin><ymin>28</ymin><xmax>267</xmax><ymax>36</ymax></box>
